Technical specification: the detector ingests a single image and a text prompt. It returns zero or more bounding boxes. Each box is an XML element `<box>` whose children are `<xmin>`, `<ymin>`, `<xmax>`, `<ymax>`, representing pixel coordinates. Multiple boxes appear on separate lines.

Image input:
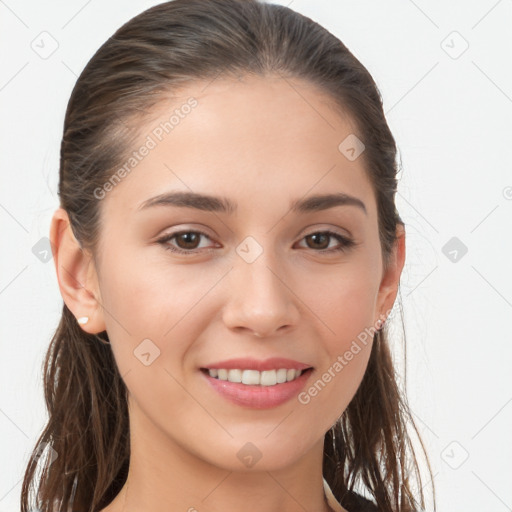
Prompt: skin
<box><xmin>50</xmin><ymin>74</ymin><xmax>405</xmax><ymax>512</ymax></box>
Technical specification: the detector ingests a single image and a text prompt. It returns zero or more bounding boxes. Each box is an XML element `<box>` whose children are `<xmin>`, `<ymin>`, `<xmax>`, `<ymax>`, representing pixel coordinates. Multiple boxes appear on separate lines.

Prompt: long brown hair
<box><xmin>21</xmin><ymin>1</ymin><xmax>435</xmax><ymax>510</ymax></box>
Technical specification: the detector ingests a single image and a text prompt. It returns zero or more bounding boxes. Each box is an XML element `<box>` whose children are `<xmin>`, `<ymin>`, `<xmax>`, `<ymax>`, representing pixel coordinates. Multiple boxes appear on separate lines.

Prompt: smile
<box><xmin>203</xmin><ymin>368</ymin><xmax>306</xmax><ymax>386</ymax></box>
<box><xmin>200</xmin><ymin>368</ymin><xmax>314</xmax><ymax>409</ymax></box>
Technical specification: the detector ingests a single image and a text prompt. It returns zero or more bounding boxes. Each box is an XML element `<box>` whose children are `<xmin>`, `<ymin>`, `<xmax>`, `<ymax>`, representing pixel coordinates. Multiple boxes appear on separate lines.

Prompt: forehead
<box><xmin>101</xmin><ymin>74</ymin><xmax>376</xmax><ymax>219</ymax></box>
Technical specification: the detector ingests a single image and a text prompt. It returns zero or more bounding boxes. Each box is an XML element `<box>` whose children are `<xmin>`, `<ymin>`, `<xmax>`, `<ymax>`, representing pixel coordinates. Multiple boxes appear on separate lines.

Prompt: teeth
<box><xmin>207</xmin><ymin>368</ymin><xmax>304</xmax><ymax>386</ymax></box>
<box><xmin>228</xmin><ymin>369</ymin><xmax>242</xmax><ymax>383</ymax></box>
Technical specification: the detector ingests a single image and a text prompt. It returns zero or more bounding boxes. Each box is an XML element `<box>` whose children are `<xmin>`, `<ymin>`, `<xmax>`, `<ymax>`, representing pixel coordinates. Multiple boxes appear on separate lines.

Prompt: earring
<box><xmin>76</xmin><ymin>316</ymin><xmax>110</xmax><ymax>345</ymax></box>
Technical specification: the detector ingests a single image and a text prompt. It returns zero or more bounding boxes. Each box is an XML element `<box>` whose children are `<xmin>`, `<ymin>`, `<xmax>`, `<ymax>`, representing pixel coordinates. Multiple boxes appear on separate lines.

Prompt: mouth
<box><xmin>199</xmin><ymin>367</ymin><xmax>314</xmax><ymax>386</ymax></box>
<box><xmin>199</xmin><ymin>366</ymin><xmax>314</xmax><ymax>409</ymax></box>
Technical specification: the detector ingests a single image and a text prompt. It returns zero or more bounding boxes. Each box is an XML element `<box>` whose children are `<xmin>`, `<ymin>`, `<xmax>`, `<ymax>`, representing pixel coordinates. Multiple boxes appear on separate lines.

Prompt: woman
<box><xmin>21</xmin><ymin>0</ymin><xmax>435</xmax><ymax>511</ymax></box>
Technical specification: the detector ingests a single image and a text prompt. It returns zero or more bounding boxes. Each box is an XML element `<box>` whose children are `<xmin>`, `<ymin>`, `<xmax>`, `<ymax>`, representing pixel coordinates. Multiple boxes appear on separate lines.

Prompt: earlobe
<box><xmin>375</xmin><ymin>223</ymin><xmax>406</xmax><ymax>325</ymax></box>
<box><xmin>49</xmin><ymin>208</ymin><xmax>106</xmax><ymax>333</ymax></box>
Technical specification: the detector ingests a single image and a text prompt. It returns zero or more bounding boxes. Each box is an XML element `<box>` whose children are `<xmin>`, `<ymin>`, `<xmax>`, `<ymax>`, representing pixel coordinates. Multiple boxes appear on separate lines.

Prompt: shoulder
<box><xmin>323</xmin><ymin>478</ymin><xmax>379</xmax><ymax>512</ymax></box>
<box><xmin>324</xmin><ymin>478</ymin><xmax>422</xmax><ymax>512</ymax></box>
<box><xmin>340</xmin><ymin>489</ymin><xmax>379</xmax><ymax>512</ymax></box>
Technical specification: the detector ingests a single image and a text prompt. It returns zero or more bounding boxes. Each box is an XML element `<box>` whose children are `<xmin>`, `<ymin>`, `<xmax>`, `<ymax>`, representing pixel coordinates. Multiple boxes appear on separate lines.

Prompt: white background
<box><xmin>1</xmin><ymin>1</ymin><xmax>511</xmax><ymax>511</ymax></box>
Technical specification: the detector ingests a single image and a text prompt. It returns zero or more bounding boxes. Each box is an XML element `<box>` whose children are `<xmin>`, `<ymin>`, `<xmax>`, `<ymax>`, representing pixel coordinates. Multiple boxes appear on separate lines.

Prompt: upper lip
<box><xmin>201</xmin><ymin>357</ymin><xmax>313</xmax><ymax>372</ymax></box>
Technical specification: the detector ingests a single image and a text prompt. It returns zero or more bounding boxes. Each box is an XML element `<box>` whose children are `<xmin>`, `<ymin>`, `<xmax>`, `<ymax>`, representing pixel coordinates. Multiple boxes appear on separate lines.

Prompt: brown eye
<box><xmin>305</xmin><ymin>233</ymin><xmax>330</xmax><ymax>250</ymax></box>
<box><xmin>157</xmin><ymin>230</ymin><xmax>215</xmax><ymax>254</ymax></box>
<box><xmin>157</xmin><ymin>229</ymin><xmax>355</xmax><ymax>256</ymax></box>
<box><xmin>297</xmin><ymin>231</ymin><xmax>355</xmax><ymax>253</ymax></box>
<box><xmin>175</xmin><ymin>232</ymin><xmax>201</xmax><ymax>250</ymax></box>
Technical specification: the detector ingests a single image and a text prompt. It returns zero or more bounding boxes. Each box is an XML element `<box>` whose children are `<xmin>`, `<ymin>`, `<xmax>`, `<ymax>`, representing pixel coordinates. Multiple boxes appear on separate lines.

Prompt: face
<box><xmin>63</xmin><ymin>74</ymin><xmax>403</xmax><ymax>472</ymax></box>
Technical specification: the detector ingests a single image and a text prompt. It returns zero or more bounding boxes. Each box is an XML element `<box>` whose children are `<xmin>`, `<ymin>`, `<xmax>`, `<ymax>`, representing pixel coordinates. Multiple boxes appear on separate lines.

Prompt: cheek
<box><xmin>315</xmin><ymin>257</ymin><xmax>380</xmax><ymax>339</ymax></box>
<box><xmin>99</xmin><ymin>248</ymin><xmax>207</xmax><ymax>332</ymax></box>
<box><xmin>302</xmin><ymin>286</ymin><xmax>375</xmax><ymax>426</ymax></box>
<box><xmin>97</xmin><ymin>250</ymin><xmax>219</xmax><ymax>373</ymax></box>
<box><xmin>304</xmin><ymin>258</ymin><xmax>379</xmax><ymax>412</ymax></box>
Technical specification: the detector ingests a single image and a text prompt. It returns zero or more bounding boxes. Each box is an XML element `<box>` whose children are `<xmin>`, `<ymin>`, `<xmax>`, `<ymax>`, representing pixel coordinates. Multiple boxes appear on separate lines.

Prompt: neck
<box><xmin>118</xmin><ymin>454</ymin><xmax>333</xmax><ymax>512</ymax></box>
<box><xmin>101</xmin><ymin>406</ymin><xmax>338</xmax><ymax>512</ymax></box>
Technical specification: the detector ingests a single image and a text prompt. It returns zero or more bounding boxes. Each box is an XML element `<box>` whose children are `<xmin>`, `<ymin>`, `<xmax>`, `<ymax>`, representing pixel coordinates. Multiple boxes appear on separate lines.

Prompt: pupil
<box><xmin>309</xmin><ymin>233</ymin><xmax>328</xmax><ymax>249</ymax></box>
<box><xmin>179</xmin><ymin>233</ymin><xmax>199</xmax><ymax>248</ymax></box>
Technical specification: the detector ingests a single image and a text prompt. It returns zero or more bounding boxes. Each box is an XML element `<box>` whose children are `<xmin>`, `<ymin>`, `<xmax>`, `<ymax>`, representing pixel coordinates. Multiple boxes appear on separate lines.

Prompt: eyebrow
<box><xmin>138</xmin><ymin>191</ymin><xmax>367</xmax><ymax>215</ymax></box>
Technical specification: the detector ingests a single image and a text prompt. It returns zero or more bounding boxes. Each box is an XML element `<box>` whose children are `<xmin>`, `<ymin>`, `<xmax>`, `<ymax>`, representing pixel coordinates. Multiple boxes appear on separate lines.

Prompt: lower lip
<box><xmin>200</xmin><ymin>368</ymin><xmax>313</xmax><ymax>409</ymax></box>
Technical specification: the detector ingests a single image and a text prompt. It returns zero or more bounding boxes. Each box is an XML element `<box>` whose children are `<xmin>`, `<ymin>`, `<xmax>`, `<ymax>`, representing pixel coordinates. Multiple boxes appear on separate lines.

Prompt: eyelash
<box><xmin>156</xmin><ymin>229</ymin><xmax>356</xmax><ymax>255</ymax></box>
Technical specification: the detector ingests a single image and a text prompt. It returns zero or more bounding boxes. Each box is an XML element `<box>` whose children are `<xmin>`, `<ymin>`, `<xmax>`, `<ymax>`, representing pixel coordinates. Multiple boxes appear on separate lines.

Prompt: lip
<box><xmin>200</xmin><ymin>357</ymin><xmax>313</xmax><ymax>372</ymax></box>
<box><xmin>201</xmin><ymin>367</ymin><xmax>314</xmax><ymax>409</ymax></box>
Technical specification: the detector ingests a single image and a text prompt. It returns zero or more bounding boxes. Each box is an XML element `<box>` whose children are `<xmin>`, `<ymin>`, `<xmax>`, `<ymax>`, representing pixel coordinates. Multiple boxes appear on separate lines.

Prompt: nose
<box><xmin>222</xmin><ymin>250</ymin><xmax>300</xmax><ymax>338</ymax></box>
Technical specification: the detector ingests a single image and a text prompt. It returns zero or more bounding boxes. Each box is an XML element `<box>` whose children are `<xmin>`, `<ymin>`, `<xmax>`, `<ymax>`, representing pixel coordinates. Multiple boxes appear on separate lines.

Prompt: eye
<box><xmin>295</xmin><ymin>230</ymin><xmax>355</xmax><ymax>253</ymax></box>
<box><xmin>156</xmin><ymin>229</ymin><xmax>355</xmax><ymax>255</ymax></box>
<box><xmin>157</xmin><ymin>230</ymin><xmax>216</xmax><ymax>254</ymax></box>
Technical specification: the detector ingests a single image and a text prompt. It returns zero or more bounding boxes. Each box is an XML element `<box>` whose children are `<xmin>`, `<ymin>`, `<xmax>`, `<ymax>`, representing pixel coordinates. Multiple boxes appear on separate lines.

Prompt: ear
<box><xmin>49</xmin><ymin>208</ymin><xmax>106</xmax><ymax>334</ymax></box>
<box><xmin>375</xmin><ymin>223</ymin><xmax>406</xmax><ymax>326</ymax></box>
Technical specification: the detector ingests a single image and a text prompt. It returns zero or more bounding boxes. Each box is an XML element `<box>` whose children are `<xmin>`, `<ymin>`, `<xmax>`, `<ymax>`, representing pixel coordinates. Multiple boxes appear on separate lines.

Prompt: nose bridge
<box><xmin>223</xmin><ymin>237</ymin><xmax>299</xmax><ymax>336</ymax></box>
